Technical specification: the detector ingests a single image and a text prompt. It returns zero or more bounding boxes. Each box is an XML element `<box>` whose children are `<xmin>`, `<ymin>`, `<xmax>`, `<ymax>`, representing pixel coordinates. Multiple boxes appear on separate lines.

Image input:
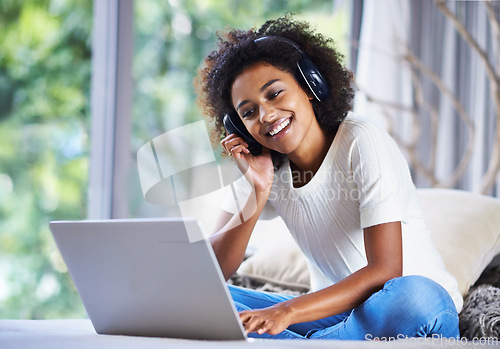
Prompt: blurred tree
<box><xmin>0</xmin><ymin>0</ymin><xmax>91</xmax><ymax>318</ymax></box>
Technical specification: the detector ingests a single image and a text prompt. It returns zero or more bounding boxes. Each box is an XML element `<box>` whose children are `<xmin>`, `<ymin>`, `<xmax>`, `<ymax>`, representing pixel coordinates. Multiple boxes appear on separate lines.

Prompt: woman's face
<box><xmin>230</xmin><ymin>62</ymin><xmax>317</xmax><ymax>155</ymax></box>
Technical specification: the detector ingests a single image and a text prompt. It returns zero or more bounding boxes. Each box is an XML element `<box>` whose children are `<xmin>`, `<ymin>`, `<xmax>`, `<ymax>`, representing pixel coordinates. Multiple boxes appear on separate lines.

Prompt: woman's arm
<box><xmin>239</xmin><ymin>221</ymin><xmax>403</xmax><ymax>335</ymax></box>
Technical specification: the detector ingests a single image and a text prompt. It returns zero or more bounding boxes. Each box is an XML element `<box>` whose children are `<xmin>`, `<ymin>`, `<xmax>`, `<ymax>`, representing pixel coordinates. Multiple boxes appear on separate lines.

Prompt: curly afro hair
<box><xmin>195</xmin><ymin>14</ymin><xmax>355</xmax><ymax>168</ymax></box>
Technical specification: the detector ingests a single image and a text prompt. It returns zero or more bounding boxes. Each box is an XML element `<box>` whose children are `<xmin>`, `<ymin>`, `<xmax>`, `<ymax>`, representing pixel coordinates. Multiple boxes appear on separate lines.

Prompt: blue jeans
<box><xmin>229</xmin><ymin>275</ymin><xmax>460</xmax><ymax>340</ymax></box>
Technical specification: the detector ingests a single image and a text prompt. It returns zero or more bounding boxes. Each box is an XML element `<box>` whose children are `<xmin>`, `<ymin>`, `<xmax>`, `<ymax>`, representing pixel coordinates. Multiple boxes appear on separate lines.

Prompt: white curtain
<box><xmin>353</xmin><ymin>0</ymin><xmax>500</xmax><ymax>197</ymax></box>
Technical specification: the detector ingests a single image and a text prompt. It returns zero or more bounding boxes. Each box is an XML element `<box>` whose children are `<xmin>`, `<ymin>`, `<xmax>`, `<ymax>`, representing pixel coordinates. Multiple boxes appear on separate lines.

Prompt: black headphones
<box><xmin>254</xmin><ymin>36</ymin><xmax>330</xmax><ymax>101</ymax></box>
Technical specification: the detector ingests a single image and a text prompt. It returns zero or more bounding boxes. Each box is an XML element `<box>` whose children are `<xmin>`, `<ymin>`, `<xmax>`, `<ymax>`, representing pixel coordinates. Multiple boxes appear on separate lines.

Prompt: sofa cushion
<box><xmin>417</xmin><ymin>189</ymin><xmax>500</xmax><ymax>296</ymax></box>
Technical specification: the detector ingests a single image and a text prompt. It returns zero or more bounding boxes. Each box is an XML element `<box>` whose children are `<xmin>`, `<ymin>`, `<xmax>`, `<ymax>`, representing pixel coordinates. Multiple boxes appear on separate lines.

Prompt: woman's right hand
<box><xmin>220</xmin><ymin>133</ymin><xmax>274</xmax><ymax>195</ymax></box>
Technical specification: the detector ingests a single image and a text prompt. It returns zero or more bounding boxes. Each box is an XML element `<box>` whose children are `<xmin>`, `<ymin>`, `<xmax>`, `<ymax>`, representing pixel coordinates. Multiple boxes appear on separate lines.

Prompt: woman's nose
<box><xmin>259</xmin><ymin>104</ymin><xmax>276</xmax><ymax>124</ymax></box>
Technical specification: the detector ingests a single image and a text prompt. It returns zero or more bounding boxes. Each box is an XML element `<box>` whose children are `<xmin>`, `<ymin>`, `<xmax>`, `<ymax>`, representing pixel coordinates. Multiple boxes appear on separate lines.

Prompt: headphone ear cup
<box><xmin>297</xmin><ymin>57</ymin><xmax>330</xmax><ymax>102</ymax></box>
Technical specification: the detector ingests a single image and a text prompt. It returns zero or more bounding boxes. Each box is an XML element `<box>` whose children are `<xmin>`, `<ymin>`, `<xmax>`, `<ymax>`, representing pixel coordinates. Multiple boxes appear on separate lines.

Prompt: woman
<box><xmin>195</xmin><ymin>15</ymin><xmax>461</xmax><ymax>340</ymax></box>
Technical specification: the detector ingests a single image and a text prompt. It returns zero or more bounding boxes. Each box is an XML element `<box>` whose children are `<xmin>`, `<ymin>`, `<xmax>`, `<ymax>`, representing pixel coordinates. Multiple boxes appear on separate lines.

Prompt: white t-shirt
<box><xmin>222</xmin><ymin>114</ymin><xmax>463</xmax><ymax>312</ymax></box>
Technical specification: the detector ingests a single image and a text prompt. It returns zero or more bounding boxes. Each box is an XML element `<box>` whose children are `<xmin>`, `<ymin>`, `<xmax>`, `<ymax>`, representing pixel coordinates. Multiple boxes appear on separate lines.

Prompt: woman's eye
<box><xmin>242</xmin><ymin>109</ymin><xmax>255</xmax><ymax>118</ymax></box>
<box><xmin>269</xmin><ymin>89</ymin><xmax>283</xmax><ymax>100</ymax></box>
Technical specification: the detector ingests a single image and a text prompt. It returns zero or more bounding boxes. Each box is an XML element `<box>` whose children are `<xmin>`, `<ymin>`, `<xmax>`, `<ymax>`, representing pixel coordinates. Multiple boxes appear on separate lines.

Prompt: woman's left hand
<box><xmin>239</xmin><ymin>303</ymin><xmax>293</xmax><ymax>335</ymax></box>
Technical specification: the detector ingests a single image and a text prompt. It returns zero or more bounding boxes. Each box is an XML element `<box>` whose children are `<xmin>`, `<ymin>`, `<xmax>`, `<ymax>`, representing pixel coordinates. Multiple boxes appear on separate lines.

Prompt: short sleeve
<box><xmin>348</xmin><ymin>120</ymin><xmax>414</xmax><ymax>229</ymax></box>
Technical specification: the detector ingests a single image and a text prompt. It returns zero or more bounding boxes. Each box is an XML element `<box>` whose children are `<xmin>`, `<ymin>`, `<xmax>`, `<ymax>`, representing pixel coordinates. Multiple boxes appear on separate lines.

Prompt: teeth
<box><xmin>269</xmin><ymin>119</ymin><xmax>290</xmax><ymax>136</ymax></box>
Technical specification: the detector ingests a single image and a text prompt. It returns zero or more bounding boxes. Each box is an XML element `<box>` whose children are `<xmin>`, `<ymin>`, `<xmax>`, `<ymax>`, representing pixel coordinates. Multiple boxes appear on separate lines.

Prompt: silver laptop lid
<box><xmin>50</xmin><ymin>218</ymin><xmax>247</xmax><ymax>340</ymax></box>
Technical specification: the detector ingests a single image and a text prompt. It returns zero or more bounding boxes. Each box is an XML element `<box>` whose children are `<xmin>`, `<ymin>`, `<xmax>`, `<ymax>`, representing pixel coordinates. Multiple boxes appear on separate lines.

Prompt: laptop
<box><xmin>49</xmin><ymin>218</ymin><xmax>248</xmax><ymax>341</ymax></box>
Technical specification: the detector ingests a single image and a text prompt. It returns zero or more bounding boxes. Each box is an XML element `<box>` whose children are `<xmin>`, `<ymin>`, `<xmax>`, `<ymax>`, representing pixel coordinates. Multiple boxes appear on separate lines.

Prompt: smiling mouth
<box><xmin>267</xmin><ymin>118</ymin><xmax>291</xmax><ymax>137</ymax></box>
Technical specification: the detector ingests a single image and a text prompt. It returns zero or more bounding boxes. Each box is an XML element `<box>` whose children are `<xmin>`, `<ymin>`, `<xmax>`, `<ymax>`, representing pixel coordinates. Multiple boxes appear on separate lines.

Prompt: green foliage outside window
<box><xmin>0</xmin><ymin>0</ymin><xmax>91</xmax><ymax>319</ymax></box>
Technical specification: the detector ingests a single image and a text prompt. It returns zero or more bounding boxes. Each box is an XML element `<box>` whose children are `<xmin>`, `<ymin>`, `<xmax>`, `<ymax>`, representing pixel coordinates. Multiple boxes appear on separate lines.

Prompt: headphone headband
<box><xmin>254</xmin><ymin>36</ymin><xmax>304</xmax><ymax>55</ymax></box>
